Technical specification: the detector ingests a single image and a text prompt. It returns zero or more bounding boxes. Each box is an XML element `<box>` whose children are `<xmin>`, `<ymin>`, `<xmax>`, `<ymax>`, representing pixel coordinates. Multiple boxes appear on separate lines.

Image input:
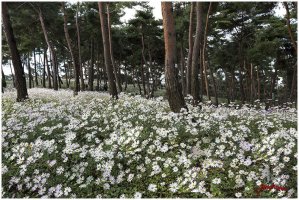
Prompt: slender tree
<box><xmin>2</xmin><ymin>2</ymin><xmax>29</xmax><ymax>101</ymax></box>
<box><xmin>202</xmin><ymin>2</ymin><xmax>213</xmax><ymax>100</ymax></box>
<box><xmin>98</xmin><ymin>2</ymin><xmax>118</xmax><ymax>99</ymax></box>
<box><xmin>191</xmin><ymin>2</ymin><xmax>203</xmax><ymax>104</ymax></box>
<box><xmin>106</xmin><ymin>3</ymin><xmax>122</xmax><ymax>92</ymax></box>
<box><xmin>35</xmin><ymin>5</ymin><xmax>59</xmax><ymax>90</ymax></box>
<box><xmin>161</xmin><ymin>2</ymin><xmax>186</xmax><ymax>112</ymax></box>
<box><xmin>88</xmin><ymin>38</ymin><xmax>94</xmax><ymax>91</ymax></box>
<box><xmin>76</xmin><ymin>2</ymin><xmax>85</xmax><ymax>91</ymax></box>
<box><xmin>186</xmin><ymin>2</ymin><xmax>195</xmax><ymax>95</ymax></box>
<box><xmin>9</xmin><ymin>60</ymin><xmax>15</xmax><ymax>87</ymax></box>
<box><xmin>62</xmin><ymin>2</ymin><xmax>80</xmax><ymax>95</ymax></box>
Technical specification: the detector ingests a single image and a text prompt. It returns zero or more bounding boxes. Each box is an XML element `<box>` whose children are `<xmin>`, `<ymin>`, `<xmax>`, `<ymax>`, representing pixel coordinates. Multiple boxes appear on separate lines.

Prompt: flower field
<box><xmin>2</xmin><ymin>88</ymin><xmax>297</xmax><ymax>198</ymax></box>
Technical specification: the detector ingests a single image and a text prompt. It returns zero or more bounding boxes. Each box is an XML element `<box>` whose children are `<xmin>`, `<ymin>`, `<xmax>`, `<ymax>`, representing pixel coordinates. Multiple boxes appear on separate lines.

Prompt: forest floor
<box><xmin>1</xmin><ymin>88</ymin><xmax>297</xmax><ymax>198</ymax></box>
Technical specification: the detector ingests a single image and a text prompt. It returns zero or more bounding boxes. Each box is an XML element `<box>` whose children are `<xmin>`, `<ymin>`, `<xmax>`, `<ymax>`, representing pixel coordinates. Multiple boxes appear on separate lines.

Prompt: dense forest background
<box><xmin>2</xmin><ymin>2</ymin><xmax>297</xmax><ymax>109</ymax></box>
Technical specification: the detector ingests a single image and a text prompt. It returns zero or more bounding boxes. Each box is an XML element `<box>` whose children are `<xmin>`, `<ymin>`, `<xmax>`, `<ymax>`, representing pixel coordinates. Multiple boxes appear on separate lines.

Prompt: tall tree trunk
<box><xmin>64</xmin><ymin>59</ymin><xmax>69</xmax><ymax>88</ymax></box>
<box><xmin>88</xmin><ymin>38</ymin><xmax>94</xmax><ymax>91</ymax></box>
<box><xmin>140</xmin><ymin>58</ymin><xmax>146</xmax><ymax>96</ymax></box>
<box><xmin>38</xmin><ymin>7</ymin><xmax>58</xmax><ymax>90</ymax></box>
<box><xmin>33</xmin><ymin>49</ymin><xmax>38</xmax><ymax>86</ymax></box>
<box><xmin>98</xmin><ymin>2</ymin><xmax>118</xmax><ymax>99</ymax></box>
<box><xmin>191</xmin><ymin>2</ymin><xmax>203</xmax><ymax>104</ymax></box>
<box><xmin>2</xmin><ymin>69</ymin><xmax>6</xmax><ymax>92</ymax></box>
<box><xmin>62</xmin><ymin>2</ymin><xmax>80</xmax><ymax>95</ymax></box>
<box><xmin>186</xmin><ymin>2</ymin><xmax>195</xmax><ymax>95</ymax></box>
<box><xmin>162</xmin><ymin>2</ymin><xmax>186</xmax><ymax>112</ymax></box>
<box><xmin>124</xmin><ymin>65</ymin><xmax>128</xmax><ymax>91</ymax></box>
<box><xmin>140</xmin><ymin>26</ymin><xmax>148</xmax><ymax>96</ymax></box>
<box><xmin>76</xmin><ymin>2</ymin><xmax>85</xmax><ymax>91</ymax></box>
<box><xmin>202</xmin><ymin>2</ymin><xmax>212</xmax><ymax>100</ymax></box>
<box><xmin>42</xmin><ymin>49</ymin><xmax>46</xmax><ymax>87</ymax></box>
<box><xmin>106</xmin><ymin>3</ymin><xmax>122</xmax><ymax>93</ymax></box>
<box><xmin>135</xmin><ymin>67</ymin><xmax>142</xmax><ymax>95</ymax></box>
<box><xmin>96</xmin><ymin>47</ymin><xmax>100</xmax><ymax>91</ymax></box>
<box><xmin>270</xmin><ymin>67</ymin><xmax>277</xmax><ymax>100</ymax></box>
<box><xmin>2</xmin><ymin>2</ymin><xmax>28</xmax><ymax>101</ymax></box>
<box><xmin>250</xmin><ymin>63</ymin><xmax>254</xmax><ymax>104</ymax></box>
<box><xmin>283</xmin><ymin>2</ymin><xmax>297</xmax><ymax>54</ymax></box>
<box><xmin>45</xmin><ymin>49</ymin><xmax>52</xmax><ymax>88</ymax></box>
<box><xmin>27</xmin><ymin>54</ymin><xmax>32</xmax><ymax>88</ymax></box>
<box><xmin>224</xmin><ymin>70</ymin><xmax>230</xmax><ymax>104</ymax></box>
<box><xmin>210</xmin><ymin>64</ymin><xmax>218</xmax><ymax>106</ymax></box>
<box><xmin>230</xmin><ymin>69</ymin><xmax>235</xmax><ymax>102</ymax></box>
<box><xmin>148</xmin><ymin>49</ymin><xmax>154</xmax><ymax>97</ymax></box>
<box><xmin>180</xmin><ymin>44</ymin><xmax>186</xmax><ymax>96</ymax></box>
<box><xmin>9</xmin><ymin>60</ymin><xmax>15</xmax><ymax>87</ymax></box>
<box><xmin>290</xmin><ymin>65</ymin><xmax>296</xmax><ymax>100</ymax></box>
<box><xmin>257</xmin><ymin>65</ymin><xmax>261</xmax><ymax>100</ymax></box>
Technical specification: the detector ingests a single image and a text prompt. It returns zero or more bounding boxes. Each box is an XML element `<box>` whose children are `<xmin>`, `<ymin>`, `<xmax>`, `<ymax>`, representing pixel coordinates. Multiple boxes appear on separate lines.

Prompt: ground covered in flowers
<box><xmin>2</xmin><ymin>88</ymin><xmax>297</xmax><ymax>198</ymax></box>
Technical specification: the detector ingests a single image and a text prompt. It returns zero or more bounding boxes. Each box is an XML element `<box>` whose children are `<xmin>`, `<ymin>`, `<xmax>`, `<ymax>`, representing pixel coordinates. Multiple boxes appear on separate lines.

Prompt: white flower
<box><xmin>148</xmin><ymin>184</ymin><xmax>157</xmax><ymax>192</ymax></box>
<box><xmin>235</xmin><ymin>192</ymin><xmax>242</xmax><ymax>198</ymax></box>
<box><xmin>169</xmin><ymin>182</ymin><xmax>178</xmax><ymax>193</ymax></box>
<box><xmin>243</xmin><ymin>158</ymin><xmax>252</xmax><ymax>166</ymax></box>
<box><xmin>283</xmin><ymin>156</ymin><xmax>290</xmax><ymax>162</ymax></box>
<box><xmin>127</xmin><ymin>174</ymin><xmax>134</xmax><ymax>182</ymax></box>
<box><xmin>56</xmin><ymin>166</ymin><xmax>64</xmax><ymax>175</ymax></box>
<box><xmin>173</xmin><ymin>166</ymin><xmax>178</xmax><ymax>172</ymax></box>
<box><xmin>134</xmin><ymin>192</ymin><xmax>142</xmax><ymax>198</ymax></box>
<box><xmin>212</xmin><ymin>178</ymin><xmax>221</xmax><ymax>184</ymax></box>
<box><xmin>103</xmin><ymin>183</ymin><xmax>110</xmax><ymax>190</ymax></box>
<box><xmin>64</xmin><ymin>187</ymin><xmax>72</xmax><ymax>196</ymax></box>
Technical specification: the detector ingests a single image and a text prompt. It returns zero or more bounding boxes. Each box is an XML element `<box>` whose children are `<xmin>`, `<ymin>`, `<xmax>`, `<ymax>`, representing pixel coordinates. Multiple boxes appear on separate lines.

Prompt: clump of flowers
<box><xmin>2</xmin><ymin>88</ymin><xmax>297</xmax><ymax>198</ymax></box>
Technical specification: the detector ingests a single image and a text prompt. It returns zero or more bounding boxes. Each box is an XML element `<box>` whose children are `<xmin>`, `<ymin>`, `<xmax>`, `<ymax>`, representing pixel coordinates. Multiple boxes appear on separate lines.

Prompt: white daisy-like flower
<box><xmin>134</xmin><ymin>192</ymin><xmax>142</xmax><ymax>198</ymax></box>
<box><xmin>235</xmin><ymin>192</ymin><xmax>242</xmax><ymax>198</ymax></box>
<box><xmin>212</xmin><ymin>178</ymin><xmax>221</xmax><ymax>184</ymax></box>
<box><xmin>148</xmin><ymin>184</ymin><xmax>157</xmax><ymax>192</ymax></box>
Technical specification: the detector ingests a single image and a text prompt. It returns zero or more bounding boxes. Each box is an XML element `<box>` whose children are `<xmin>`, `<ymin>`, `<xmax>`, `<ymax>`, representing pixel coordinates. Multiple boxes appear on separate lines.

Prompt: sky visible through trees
<box><xmin>1</xmin><ymin>2</ymin><xmax>287</xmax><ymax>76</ymax></box>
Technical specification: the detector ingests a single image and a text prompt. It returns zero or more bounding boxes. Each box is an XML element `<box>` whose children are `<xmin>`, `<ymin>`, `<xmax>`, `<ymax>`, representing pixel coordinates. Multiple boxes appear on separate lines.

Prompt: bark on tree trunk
<box><xmin>38</xmin><ymin>8</ymin><xmax>58</xmax><ymax>90</ymax></box>
<box><xmin>162</xmin><ymin>2</ymin><xmax>186</xmax><ymax>112</ymax></box>
<box><xmin>45</xmin><ymin>49</ymin><xmax>52</xmax><ymax>88</ymax></box>
<box><xmin>250</xmin><ymin>63</ymin><xmax>254</xmax><ymax>104</ymax></box>
<box><xmin>210</xmin><ymin>65</ymin><xmax>218</xmax><ymax>106</ymax></box>
<box><xmin>27</xmin><ymin>54</ymin><xmax>32</xmax><ymax>88</ymax></box>
<box><xmin>2</xmin><ymin>2</ymin><xmax>29</xmax><ymax>101</ymax></box>
<box><xmin>98</xmin><ymin>2</ymin><xmax>118</xmax><ymax>99</ymax></box>
<box><xmin>96</xmin><ymin>47</ymin><xmax>100</xmax><ymax>91</ymax></box>
<box><xmin>42</xmin><ymin>49</ymin><xmax>46</xmax><ymax>88</ymax></box>
<box><xmin>180</xmin><ymin>44</ymin><xmax>186</xmax><ymax>96</ymax></box>
<box><xmin>2</xmin><ymin>69</ymin><xmax>6</xmax><ymax>92</ymax></box>
<box><xmin>290</xmin><ymin>65</ymin><xmax>296</xmax><ymax>101</ymax></box>
<box><xmin>202</xmin><ymin>2</ymin><xmax>212</xmax><ymax>100</ymax></box>
<box><xmin>186</xmin><ymin>2</ymin><xmax>195</xmax><ymax>95</ymax></box>
<box><xmin>76</xmin><ymin>2</ymin><xmax>85</xmax><ymax>91</ymax></box>
<box><xmin>33</xmin><ymin>49</ymin><xmax>38</xmax><ymax>86</ymax></box>
<box><xmin>141</xmin><ymin>58</ymin><xmax>147</xmax><ymax>96</ymax></box>
<box><xmin>224</xmin><ymin>70</ymin><xmax>230</xmax><ymax>104</ymax></box>
<box><xmin>62</xmin><ymin>2</ymin><xmax>80</xmax><ymax>95</ymax></box>
<box><xmin>257</xmin><ymin>65</ymin><xmax>260</xmax><ymax>100</ymax></box>
<box><xmin>230</xmin><ymin>69</ymin><xmax>235</xmax><ymax>102</ymax></box>
<box><xmin>124</xmin><ymin>65</ymin><xmax>128</xmax><ymax>91</ymax></box>
<box><xmin>140</xmin><ymin>26</ymin><xmax>149</xmax><ymax>97</ymax></box>
<box><xmin>270</xmin><ymin>67</ymin><xmax>277</xmax><ymax>100</ymax></box>
<box><xmin>191</xmin><ymin>2</ymin><xmax>203</xmax><ymax>104</ymax></box>
<box><xmin>9</xmin><ymin>60</ymin><xmax>15</xmax><ymax>87</ymax></box>
<box><xmin>88</xmin><ymin>38</ymin><xmax>94</xmax><ymax>91</ymax></box>
<box><xmin>283</xmin><ymin>2</ymin><xmax>297</xmax><ymax>54</ymax></box>
<box><xmin>64</xmin><ymin>60</ymin><xmax>69</xmax><ymax>88</ymax></box>
<box><xmin>106</xmin><ymin>3</ymin><xmax>122</xmax><ymax>93</ymax></box>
